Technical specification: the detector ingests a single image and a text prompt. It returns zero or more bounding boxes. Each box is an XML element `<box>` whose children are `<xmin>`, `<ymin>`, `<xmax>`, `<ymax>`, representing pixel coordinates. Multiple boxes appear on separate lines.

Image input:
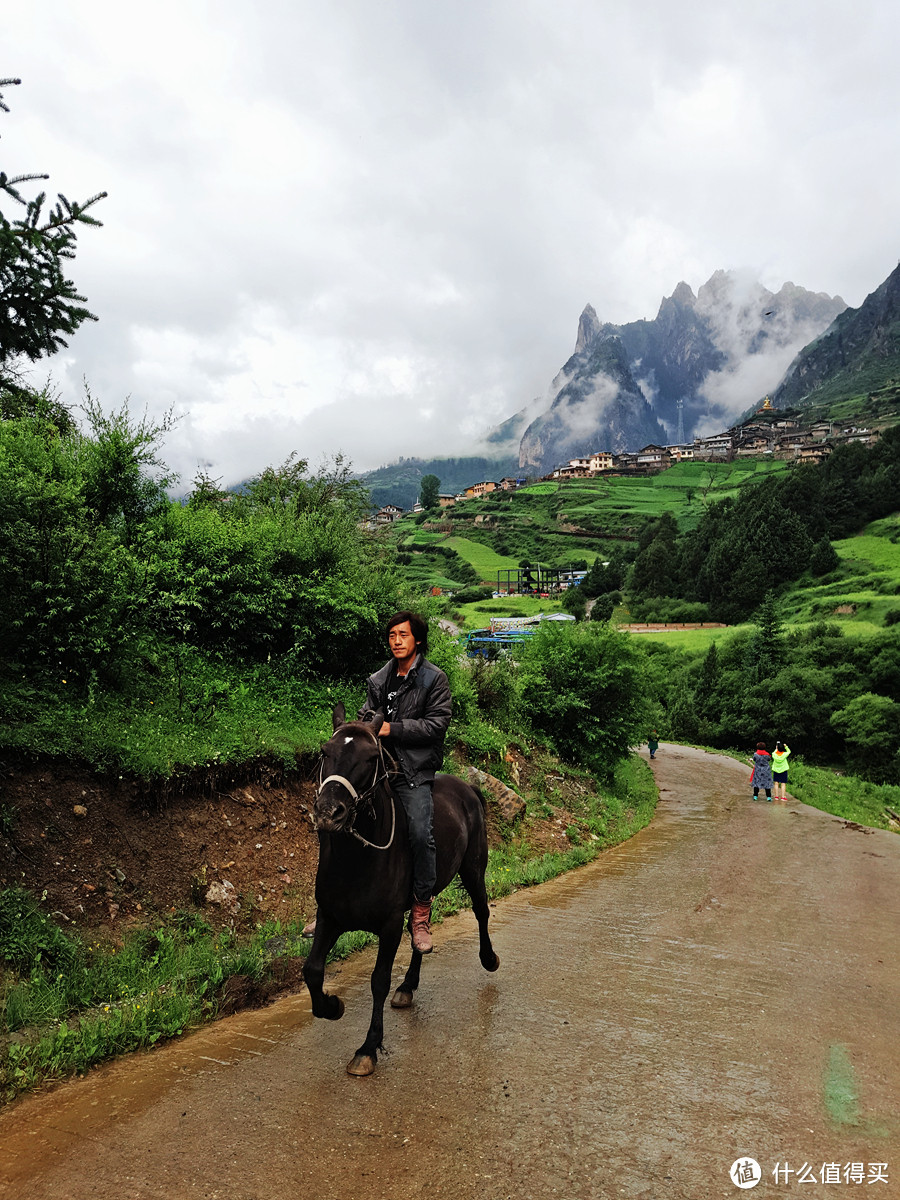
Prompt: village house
<box><xmin>665</xmin><ymin>443</ymin><xmax>695</xmax><ymax>461</ymax></box>
<box><xmin>693</xmin><ymin>432</ymin><xmax>734</xmax><ymax>460</ymax></box>
<box><xmin>833</xmin><ymin>427</ymin><xmax>880</xmax><ymax>447</ymax></box>
<box><xmin>796</xmin><ymin>443</ymin><xmax>832</xmax><ymax>464</ymax></box>
<box><xmin>498</xmin><ymin>476</ymin><xmax>527</xmax><ymax>491</ymax></box>
<box><xmin>374</xmin><ymin>504</ymin><xmax>404</xmax><ymax>524</ymax></box>
<box><xmin>635</xmin><ymin>445</ymin><xmax>671</xmax><ymax>468</ymax></box>
<box><xmin>770</xmin><ymin>432</ymin><xmax>811</xmax><ymax>460</ymax></box>
<box><xmin>808</xmin><ymin>421</ymin><xmax>834</xmax><ymax>441</ymax></box>
<box><xmin>734</xmin><ymin>428</ymin><xmax>777</xmax><ymax>456</ymax></box>
<box><xmin>464</xmin><ymin>480</ymin><xmax>498</xmax><ymax>498</ymax></box>
<box><xmin>438</xmin><ymin>493</ymin><xmax>457</xmax><ymax>507</ymax></box>
<box><xmin>588</xmin><ymin>451</ymin><xmax>614</xmax><ymax>472</ymax></box>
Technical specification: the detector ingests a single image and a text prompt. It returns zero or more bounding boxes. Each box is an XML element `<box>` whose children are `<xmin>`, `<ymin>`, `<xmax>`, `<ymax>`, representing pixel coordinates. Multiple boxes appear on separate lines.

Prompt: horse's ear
<box><xmin>332</xmin><ymin>702</ymin><xmax>346</xmax><ymax>730</ymax></box>
<box><xmin>364</xmin><ymin>709</ymin><xmax>385</xmax><ymax>737</ymax></box>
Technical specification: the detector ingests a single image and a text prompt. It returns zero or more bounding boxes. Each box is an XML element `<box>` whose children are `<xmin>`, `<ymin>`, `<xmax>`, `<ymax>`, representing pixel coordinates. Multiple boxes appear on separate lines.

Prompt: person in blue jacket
<box><xmin>750</xmin><ymin>741</ymin><xmax>773</xmax><ymax>801</ymax></box>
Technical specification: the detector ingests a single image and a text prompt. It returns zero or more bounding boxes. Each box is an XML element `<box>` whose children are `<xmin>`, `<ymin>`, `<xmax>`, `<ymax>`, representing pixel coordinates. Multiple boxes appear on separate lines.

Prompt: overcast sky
<box><xmin>6</xmin><ymin>0</ymin><xmax>900</xmax><ymax>486</ymax></box>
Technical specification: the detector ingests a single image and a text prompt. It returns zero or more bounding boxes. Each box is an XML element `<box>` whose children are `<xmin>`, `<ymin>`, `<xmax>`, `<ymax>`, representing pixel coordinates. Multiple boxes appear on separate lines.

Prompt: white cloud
<box><xmin>5</xmin><ymin>0</ymin><xmax>900</xmax><ymax>484</ymax></box>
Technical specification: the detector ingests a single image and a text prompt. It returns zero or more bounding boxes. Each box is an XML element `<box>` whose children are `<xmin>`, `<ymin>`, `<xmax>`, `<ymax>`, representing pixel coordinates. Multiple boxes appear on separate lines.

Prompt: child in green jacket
<box><xmin>771</xmin><ymin>741</ymin><xmax>791</xmax><ymax>800</ymax></box>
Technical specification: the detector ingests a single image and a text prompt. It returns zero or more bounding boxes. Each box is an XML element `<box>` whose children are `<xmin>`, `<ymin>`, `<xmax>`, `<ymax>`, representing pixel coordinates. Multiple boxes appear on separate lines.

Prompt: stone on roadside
<box><xmin>205</xmin><ymin>879</ymin><xmax>241</xmax><ymax>915</ymax></box>
<box><xmin>73</xmin><ymin>804</ymin><xmax>88</xmax><ymax>817</ymax></box>
<box><xmin>467</xmin><ymin>767</ymin><xmax>526</xmax><ymax>823</ymax></box>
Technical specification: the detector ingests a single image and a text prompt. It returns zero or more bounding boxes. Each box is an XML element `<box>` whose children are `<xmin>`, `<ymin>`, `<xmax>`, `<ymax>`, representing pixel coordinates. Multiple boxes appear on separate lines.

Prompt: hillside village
<box><xmin>370</xmin><ymin>398</ymin><xmax>883</xmax><ymax>523</ymax></box>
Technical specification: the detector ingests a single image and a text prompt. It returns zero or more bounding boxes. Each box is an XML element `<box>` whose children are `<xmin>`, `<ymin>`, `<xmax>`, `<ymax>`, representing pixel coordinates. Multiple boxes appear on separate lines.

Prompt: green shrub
<box><xmin>0</xmin><ymin>888</ymin><xmax>80</xmax><ymax>973</ymax></box>
<box><xmin>452</xmin><ymin>586</ymin><xmax>494</xmax><ymax>604</ymax></box>
<box><xmin>517</xmin><ymin>622</ymin><xmax>651</xmax><ymax>780</ymax></box>
<box><xmin>629</xmin><ymin>597</ymin><xmax>712</xmax><ymax>623</ymax></box>
<box><xmin>590</xmin><ymin>595</ymin><xmax>616</xmax><ymax>622</ymax></box>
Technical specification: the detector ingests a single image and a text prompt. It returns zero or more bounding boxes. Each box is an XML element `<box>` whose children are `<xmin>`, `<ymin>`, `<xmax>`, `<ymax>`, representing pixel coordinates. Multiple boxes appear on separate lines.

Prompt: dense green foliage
<box><xmin>642</xmin><ymin>609</ymin><xmax>900</xmax><ymax>784</ymax></box>
<box><xmin>0</xmin><ymin>395</ymin><xmax>404</xmax><ymax>772</ymax></box>
<box><xmin>516</xmin><ymin>622</ymin><xmax>652</xmax><ymax>780</ymax></box>
<box><xmin>629</xmin><ymin>429</ymin><xmax>900</xmax><ymax>622</ymax></box>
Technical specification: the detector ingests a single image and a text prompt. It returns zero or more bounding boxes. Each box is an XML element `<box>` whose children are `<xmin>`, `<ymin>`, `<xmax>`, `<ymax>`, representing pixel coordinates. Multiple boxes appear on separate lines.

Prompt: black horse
<box><xmin>302</xmin><ymin>703</ymin><xmax>500</xmax><ymax>1075</ymax></box>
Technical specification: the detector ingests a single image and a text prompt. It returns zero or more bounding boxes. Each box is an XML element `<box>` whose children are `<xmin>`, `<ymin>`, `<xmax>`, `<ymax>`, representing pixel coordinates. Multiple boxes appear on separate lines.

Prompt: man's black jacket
<box><xmin>359</xmin><ymin>654</ymin><xmax>452</xmax><ymax>786</ymax></box>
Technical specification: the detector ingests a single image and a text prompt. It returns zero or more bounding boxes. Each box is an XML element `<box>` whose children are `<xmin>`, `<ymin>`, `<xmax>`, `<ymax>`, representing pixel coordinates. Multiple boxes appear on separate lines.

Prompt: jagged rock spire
<box><xmin>575</xmin><ymin>304</ymin><xmax>600</xmax><ymax>353</ymax></box>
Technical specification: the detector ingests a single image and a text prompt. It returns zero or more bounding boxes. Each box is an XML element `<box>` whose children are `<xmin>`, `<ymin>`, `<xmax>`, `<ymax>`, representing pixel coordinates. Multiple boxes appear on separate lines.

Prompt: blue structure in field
<box><xmin>464</xmin><ymin>627</ymin><xmax>538</xmax><ymax>659</ymax></box>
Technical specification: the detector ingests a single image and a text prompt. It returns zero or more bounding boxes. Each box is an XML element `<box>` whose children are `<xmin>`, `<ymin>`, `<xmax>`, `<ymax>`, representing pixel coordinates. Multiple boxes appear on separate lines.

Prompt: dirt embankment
<box><xmin>0</xmin><ymin>749</ymin><xmax>596</xmax><ymax>938</ymax></box>
<box><xmin>0</xmin><ymin>756</ymin><xmax>323</xmax><ymax>932</ymax></box>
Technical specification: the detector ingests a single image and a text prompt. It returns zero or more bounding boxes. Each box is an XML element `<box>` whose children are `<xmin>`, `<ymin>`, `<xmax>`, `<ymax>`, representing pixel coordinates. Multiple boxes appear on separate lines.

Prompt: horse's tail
<box><xmin>471</xmin><ymin>785</ymin><xmax>487</xmax><ymax>811</ymax></box>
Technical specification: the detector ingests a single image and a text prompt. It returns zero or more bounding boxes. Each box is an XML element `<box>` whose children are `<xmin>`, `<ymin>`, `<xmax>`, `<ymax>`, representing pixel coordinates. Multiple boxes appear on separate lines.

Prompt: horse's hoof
<box><xmin>346</xmin><ymin>1054</ymin><xmax>376</xmax><ymax>1076</ymax></box>
<box><xmin>325</xmin><ymin>995</ymin><xmax>345</xmax><ymax>1021</ymax></box>
<box><xmin>482</xmin><ymin>952</ymin><xmax>500</xmax><ymax>972</ymax></box>
<box><xmin>391</xmin><ymin>988</ymin><xmax>414</xmax><ymax>1009</ymax></box>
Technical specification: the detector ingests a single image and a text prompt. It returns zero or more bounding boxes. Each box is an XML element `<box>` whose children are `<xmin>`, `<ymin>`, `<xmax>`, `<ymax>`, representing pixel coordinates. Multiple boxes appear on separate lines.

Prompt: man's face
<box><xmin>388</xmin><ymin>621</ymin><xmax>418</xmax><ymax>665</ymax></box>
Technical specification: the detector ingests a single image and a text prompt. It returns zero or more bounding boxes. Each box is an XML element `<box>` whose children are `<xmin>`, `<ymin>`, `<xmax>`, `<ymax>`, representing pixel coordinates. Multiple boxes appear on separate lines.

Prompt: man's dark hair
<box><xmin>386</xmin><ymin>610</ymin><xmax>428</xmax><ymax>655</ymax></box>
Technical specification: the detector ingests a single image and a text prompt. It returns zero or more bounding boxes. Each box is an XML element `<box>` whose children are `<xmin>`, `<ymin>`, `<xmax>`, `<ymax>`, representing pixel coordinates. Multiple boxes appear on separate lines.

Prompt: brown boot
<box><xmin>410</xmin><ymin>900</ymin><xmax>433</xmax><ymax>954</ymax></box>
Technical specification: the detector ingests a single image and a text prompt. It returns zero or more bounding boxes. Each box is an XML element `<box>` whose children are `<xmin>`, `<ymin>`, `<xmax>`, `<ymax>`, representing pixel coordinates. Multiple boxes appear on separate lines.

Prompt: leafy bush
<box><xmin>830</xmin><ymin>692</ymin><xmax>900</xmax><ymax>783</ymax></box>
<box><xmin>517</xmin><ymin>622</ymin><xmax>651</xmax><ymax>779</ymax></box>
<box><xmin>468</xmin><ymin>655</ymin><xmax>521</xmax><ymax>731</ymax></box>
<box><xmin>452</xmin><ymin>586</ymin><xmax>494</xmax><ymax>605</ymax></box>
<box><xmin>629</xmin><ymin>598</ymin><xmax>712</xmax><ymax>623</ymax></box>
<box><xmin>590</xmin><ymin>594</ymin><xmax>616</xmax><ymax>622</ymax></box>
<box><xmin>560</xmin><ymin>585</ymin><xmax>587</xmax><ymax>620</ymax></box>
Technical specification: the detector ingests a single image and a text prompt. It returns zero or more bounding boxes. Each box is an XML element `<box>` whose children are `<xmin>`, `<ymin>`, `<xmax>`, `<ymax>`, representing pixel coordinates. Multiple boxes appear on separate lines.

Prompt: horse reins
<box><xmin>316</xmin><ymin>733</ymin><xmax>398</xmax><ymax>851</ymax></box>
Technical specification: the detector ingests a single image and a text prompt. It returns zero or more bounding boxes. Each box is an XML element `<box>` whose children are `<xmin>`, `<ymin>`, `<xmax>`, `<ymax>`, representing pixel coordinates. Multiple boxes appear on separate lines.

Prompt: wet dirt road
<box><xmin>2</xmin><ymin>744</ymin><xmax>899</xmax><ymax>1200</ymax></box>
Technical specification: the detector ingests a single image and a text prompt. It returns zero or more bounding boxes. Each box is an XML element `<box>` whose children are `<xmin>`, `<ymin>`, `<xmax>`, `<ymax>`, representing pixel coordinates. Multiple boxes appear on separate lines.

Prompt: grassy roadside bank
<box><xmin>0</xmin><ymin>749</ymin><xmax>657</xmax><ymax>1102</ymax></box>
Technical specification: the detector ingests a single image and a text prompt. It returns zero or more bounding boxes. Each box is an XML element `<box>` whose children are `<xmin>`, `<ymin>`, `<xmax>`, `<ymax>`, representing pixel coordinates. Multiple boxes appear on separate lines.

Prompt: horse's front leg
<box><xmin>302</xmin><ymin>915</ymin><xmax>345</xmax><ymax>1021</ymax></box>
<box><xmin>391</xmin><ymin>946</ymin><xmax>423</xmax><ymax>1009</ymax></box>
<box><xmin>347</xmin><ymin>914</ymin><xmax>404</xmax><ymax>1077</ymax></box>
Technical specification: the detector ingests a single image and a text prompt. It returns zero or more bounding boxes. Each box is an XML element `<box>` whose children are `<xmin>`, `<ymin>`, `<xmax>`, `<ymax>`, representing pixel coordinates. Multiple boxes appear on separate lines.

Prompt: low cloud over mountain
<box><xmin>485</xmin><ymin>271</ymin><xmax>846</xmax><ymax>475</ymax></box>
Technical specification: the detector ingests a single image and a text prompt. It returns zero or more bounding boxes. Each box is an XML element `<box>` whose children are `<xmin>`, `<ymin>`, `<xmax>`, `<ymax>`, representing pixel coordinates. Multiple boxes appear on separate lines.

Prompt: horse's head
<box><xmin>314</xmin><ymin>702</ymin><xmax>385</xmax><ymax>833</ymax></box>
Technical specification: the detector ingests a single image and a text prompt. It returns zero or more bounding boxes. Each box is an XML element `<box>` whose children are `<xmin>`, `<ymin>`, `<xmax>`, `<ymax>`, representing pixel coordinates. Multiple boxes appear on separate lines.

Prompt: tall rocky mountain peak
<box><xmin>668</xmin><ymin>281</ymin><xmax>697</xmax><ymax>308</ymax></box>
<box><xmin>575</xmin><ymin>303</ymin><xmax>601</xmax><ymax>353</ymax></box>
<box><xmin>509</xmin><ymin>269</ymin><xmax>846</xmax><ymax>475</ymax></box>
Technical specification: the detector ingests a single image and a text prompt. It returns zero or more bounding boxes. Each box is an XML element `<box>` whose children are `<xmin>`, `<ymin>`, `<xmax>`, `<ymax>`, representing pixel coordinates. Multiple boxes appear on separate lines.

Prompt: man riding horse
<box><xmin>304</xmin><ymin>610</ymin><xmax>451</xmax><ymax>953</ymax></box>
<box><xmin>361</xmin><ymin>610</ymin><xmax>450</xmax><ymax>953</ymax></box>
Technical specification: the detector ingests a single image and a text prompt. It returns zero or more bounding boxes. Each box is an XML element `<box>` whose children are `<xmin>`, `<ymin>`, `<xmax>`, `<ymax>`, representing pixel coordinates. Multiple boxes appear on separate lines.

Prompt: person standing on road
<box><xmin>750</xmin><ymin>741</ymin><xmax>773</xmax><ymax>801</ymax></box>
<box><xmin>647</xmin><ymin>730</ymin><xmax>659</xmax><ymax>760</ymax></box>
<box><xmin>359</xmin><ymin>610</ymin><xmax>452</xmax><ymax>954</ymax></box>
<box><xmin>771</xmin><ymin>741</ymin><xmax>791</xmax><ymax>801</ymax></box>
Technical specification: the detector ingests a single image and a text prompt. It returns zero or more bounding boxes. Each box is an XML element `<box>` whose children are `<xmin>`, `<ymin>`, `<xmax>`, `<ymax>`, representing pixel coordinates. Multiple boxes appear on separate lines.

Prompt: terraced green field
<box><xmin>833</xmin><ymin>516</ymin><xmax>900</xmax><ymax>570</ymax></box>
<box><xmin>523</xmin><ymin>460</ymin><xmax>790</xmax><ymax>532</ymax></box>
<box><xmin>443</xmin><ymin>536</ymin><xmax>520</xmax><ymax>578</ymax></box>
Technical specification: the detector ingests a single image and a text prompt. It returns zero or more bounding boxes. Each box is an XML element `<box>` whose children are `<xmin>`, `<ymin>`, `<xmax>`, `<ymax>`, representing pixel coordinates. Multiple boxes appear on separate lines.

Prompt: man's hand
<box><xmin>378</xmin><ymin>722</ymin><xmax>392</xmax><ymax>737</ymax></box>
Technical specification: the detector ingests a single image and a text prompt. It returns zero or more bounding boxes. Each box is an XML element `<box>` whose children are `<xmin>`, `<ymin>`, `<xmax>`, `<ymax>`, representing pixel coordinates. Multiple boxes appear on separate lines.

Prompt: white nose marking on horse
<box><xmin>344</xmin><ymin>736</ymin><xmax>353</xmax><ymax>745</ymax></box>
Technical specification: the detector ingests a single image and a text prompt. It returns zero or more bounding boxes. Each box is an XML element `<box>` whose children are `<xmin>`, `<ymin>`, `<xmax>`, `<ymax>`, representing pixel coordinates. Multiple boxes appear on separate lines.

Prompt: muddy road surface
<box><xmin>2</xmin><ymin>745</ymin><xmax>898</xmax><ymax>1200</ymax></box>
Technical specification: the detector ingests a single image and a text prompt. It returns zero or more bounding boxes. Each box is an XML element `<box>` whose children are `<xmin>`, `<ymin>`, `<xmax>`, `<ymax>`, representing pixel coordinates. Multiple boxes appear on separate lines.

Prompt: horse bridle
<box><xmin>316</xmin><ymin>729</ymin><xmax>398</xmax><ymax>850</ymax></box>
